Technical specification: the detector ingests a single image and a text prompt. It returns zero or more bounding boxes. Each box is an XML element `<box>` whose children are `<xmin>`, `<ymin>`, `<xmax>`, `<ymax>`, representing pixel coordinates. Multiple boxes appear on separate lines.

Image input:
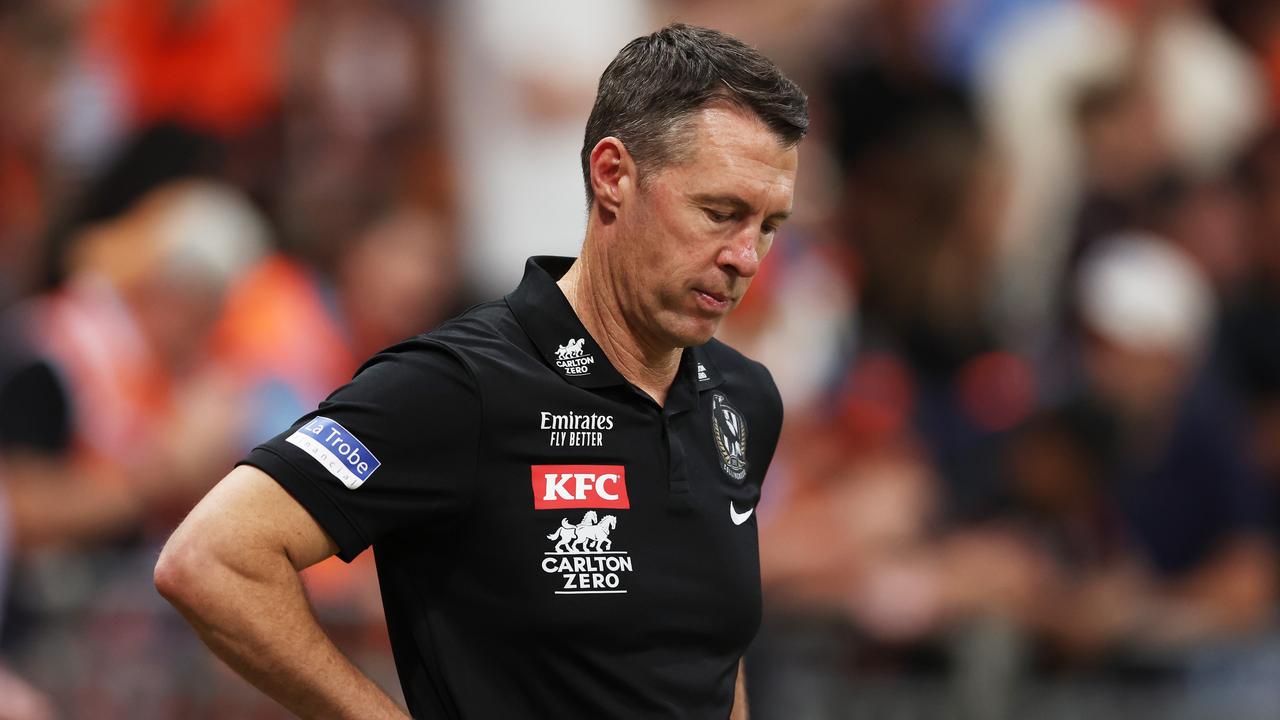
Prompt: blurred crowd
<box><xmin>1</xmin><ymin>0</ymin><xmax>1279</xmax><ymax>718</ymax></box>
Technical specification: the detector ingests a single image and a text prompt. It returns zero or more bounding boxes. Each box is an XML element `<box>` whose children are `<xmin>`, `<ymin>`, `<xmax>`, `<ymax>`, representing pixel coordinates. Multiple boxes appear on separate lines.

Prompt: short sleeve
<box><xmin>239</xmin><ymin>339</ymin><xmax>479</xmax><ymax>561</ymax></box>
<box><xmin>751</xmin><ymin>361</ymin><xmax>784</xmax><ymax>486</ymax></box>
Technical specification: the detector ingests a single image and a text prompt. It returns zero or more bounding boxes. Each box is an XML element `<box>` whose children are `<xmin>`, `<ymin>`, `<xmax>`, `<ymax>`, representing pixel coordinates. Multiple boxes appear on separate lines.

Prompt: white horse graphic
<box><xmin>555</xmin><ymin>338</ymin><xmax>585</xmax><ymax>359</ymax></box>
<box><xmin>546</xmin><ymin>512</ymin><xmax>618</xmax><ymax>553</ymax></box>
<box><xmin>545</xmin><ymin>510</ymin><xmax>598</xmax><ymax>552</ymax></box>
<box><xmin>571</xmin><ymin>515</ymin><xmax>617</xmax><ymax>552</ymax></box>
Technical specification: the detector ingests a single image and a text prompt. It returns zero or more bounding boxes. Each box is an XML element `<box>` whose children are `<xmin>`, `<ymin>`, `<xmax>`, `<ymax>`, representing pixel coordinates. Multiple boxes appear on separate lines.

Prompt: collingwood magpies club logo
<box><xmin>711</xmin><ymin>392</ymin><xmax>748</xmax><ymax>481</ymax></box>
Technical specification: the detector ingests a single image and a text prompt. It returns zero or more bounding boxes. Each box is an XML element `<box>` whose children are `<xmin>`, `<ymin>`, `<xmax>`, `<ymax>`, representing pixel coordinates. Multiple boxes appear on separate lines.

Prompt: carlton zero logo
<box><xmin>543</xmin><ymin>511</ymin><xmax>633</xmax><ymax>594</ymax></box>
<box><xmin>554</xmin><ymin>338</ymin><xmax>595</xmax><ymax>376</ymax></box>
<box><xmin>287</xmin><ymin>416</ymin><xmax>381</xmax><ymax>490</ymax></box>
<box><xmin>532</xmin><ymin>465</ymin><xmax>632</xmax><ymax>594</ymax></box>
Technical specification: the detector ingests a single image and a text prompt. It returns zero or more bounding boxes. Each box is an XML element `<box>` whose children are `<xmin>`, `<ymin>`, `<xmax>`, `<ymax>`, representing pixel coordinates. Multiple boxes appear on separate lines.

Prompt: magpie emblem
<box><xmin>711</xmin><ymin>392</ymin><xmax>748</xmax><ymax>481</ymax></box>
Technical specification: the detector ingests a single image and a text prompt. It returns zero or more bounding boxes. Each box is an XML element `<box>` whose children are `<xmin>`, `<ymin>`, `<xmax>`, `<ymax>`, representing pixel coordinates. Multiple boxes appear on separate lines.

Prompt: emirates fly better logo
<box><xmin>533</xmin><ymin>465</ymin><xmax>633</xmax><ymax>594</ymax></box>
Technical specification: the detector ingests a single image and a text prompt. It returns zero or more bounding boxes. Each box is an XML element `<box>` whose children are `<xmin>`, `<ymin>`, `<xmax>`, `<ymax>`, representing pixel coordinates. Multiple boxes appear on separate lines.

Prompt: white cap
<box><xmin>1077</xmin><ymin>232</ymin><xmax>1213</xmax><ymax>355</ymax></box>
<box><xmin>151</xmin><ymin>179</ymin><xmax>269</xmax><ymax>289</ymax></box>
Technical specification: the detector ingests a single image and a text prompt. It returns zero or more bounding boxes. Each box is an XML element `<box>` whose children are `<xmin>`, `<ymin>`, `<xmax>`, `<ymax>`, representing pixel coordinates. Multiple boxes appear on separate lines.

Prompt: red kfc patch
<box><xmin>531</xmin><ymin>465</ymin><xmax>629</xmax><ymax>509</ymax></box>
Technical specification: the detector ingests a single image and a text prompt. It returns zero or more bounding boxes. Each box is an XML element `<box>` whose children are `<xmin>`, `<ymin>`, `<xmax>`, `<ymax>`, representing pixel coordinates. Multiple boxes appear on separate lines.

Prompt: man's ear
<box><xmin>589</xmin><ymin>137</ymin><xmax>634</xmax><ymax>217</ymax></box>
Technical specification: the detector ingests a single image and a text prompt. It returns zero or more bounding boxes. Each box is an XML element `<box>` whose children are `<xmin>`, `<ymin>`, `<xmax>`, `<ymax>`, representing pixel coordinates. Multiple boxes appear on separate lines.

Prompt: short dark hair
<box><xmin>581</xmin><ymin>24</ymin><xmax>808</xmax><ymax>206</ymax></box>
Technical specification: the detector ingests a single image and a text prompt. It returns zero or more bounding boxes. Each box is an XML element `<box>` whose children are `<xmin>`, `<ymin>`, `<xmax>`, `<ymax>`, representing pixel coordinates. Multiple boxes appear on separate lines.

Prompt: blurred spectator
<box><xmin>87</xmin><ymin>0</ymin><xmax>294</xmax><ymax>137</ymax></box>
<box><xmin>1025</xmin><ymin>234</ymin><xmax>1275</xmax><ymax>666</ymax></box>
<box><xmin>0</xmin><ymin>320</ymin><xmax>61</xmax><ymax>719</ymax></box>
<box><xmin>747</xmin><ymin>5</ymin><xmax>1280</xmax><ymax>718</ymax></box>
<box><xmin>1</xmin><ymin>178</ymin><xmax>266</xmax><ymax>547</ymax></box>
<box><xmin>0</xmin><ymin>175</ymin><xmax>267</xmax><ymax>718</ymax></box>
<box><xmin>929</xmin><ymin>0</ymin><xmax>1062</xmax><ymax>83</ymax></box>
<box><xmin>280</xmin><ymin>0</ymin><xmax>451</xmax><ymax>228</ymax></box>
<box><xmin>213</xmin><ymin>202</ymin><xmax>458</xmax><ymax>449</ymax></box>
<box><xmin>446</xmin><ymin>0</ymin><xmax>651</xmax><ymax>298</ymax></box>
<box><xmin>43</xmin><ymin>122</ymin><xmax>227</xmax><ymax>292</ymax></box>
<box><xmin>0</xmin><ymin>3</ymin><xmax>72</xmax><ymax>301</ymax></box>
<box><xmin>824</xmin><ymin>0</ymin><xmax>1003</xmax><ymax>379</ymax></box>
<box><xmin>821</xmin><ymin>0</ymin><xmax>1021</xmax><ymax>515</ymax></box>
<box><xmin>1067</xmin><ymin>71</ymin><xmax>1168</xmax><ymax>275</ymax></box>
<box><xmin>978</xmin><ymin>0</ymin><xmax>1265</xmax><ymax>346</ymax></box>
<box><xmin>1218</xmin><ymin>129</ymin><xmax>1280</xmax><ymax>535</ymax></box>
<box><xmin>1212</xmin><ymin>0</ymin><xmax>1280</xmax><ymax>115</ymax></box>
<box><xmin>44</xmin><ymin>0</ymin><xmax>294</xmax><ymax>211</ymax></box>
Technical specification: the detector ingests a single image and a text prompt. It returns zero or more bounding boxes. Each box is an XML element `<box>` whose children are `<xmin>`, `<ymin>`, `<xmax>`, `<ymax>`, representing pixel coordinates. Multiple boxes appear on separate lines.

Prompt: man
<box><xmin>155</xmin><ymin>24</ymin><xmax>807</xmax><ymax>719</ymax></box>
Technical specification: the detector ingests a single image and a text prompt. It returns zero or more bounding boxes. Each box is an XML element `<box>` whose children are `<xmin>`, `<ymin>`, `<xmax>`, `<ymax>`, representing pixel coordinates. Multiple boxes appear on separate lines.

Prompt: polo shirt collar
<box><xmin>690</xmin><ymin>343</ymin><xmax>724</xmax><ymax>392</ymax></box>
<box><xmin>505</xmin><ymin>256</ymin><xmax>724</xmax><ymax>399</ymax></box>
<box><xmin>506</xmin><ymin>256</ymin><xmax>627</xmax><ymax>389</ymax></box>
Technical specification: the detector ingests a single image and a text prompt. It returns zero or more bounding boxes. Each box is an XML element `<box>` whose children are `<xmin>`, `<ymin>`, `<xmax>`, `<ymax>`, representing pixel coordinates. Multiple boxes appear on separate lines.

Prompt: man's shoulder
<box><xmin>342</xmin><ymin>299</ymin><xmax>529</xmax><ymax>413</ymax></box>
<box><xmin>415</xmin><ymin>298</ymin><xmax>536</xmax><ymax>366</ymax></box>
<box><xmin>700</xmin><ymin>338</ymin><xmax>781</xmax><ymax>413</ymax></box>
<box><xmin>701</xmin><ymin>337</ymin><xmax>773</xmax><ymax>383</ymax></box>
<box><xmin>428</xmin><ymin>298</ymin><xmax>511</xmax><ymax>339</ymax></box>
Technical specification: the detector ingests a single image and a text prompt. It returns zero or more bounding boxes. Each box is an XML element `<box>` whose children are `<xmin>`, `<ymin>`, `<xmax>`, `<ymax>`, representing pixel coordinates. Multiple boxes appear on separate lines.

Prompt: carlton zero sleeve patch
<box><xmin>286</xmin><ymin>416</ymin><xmax>381</xmax><ymax>490</ymax></box>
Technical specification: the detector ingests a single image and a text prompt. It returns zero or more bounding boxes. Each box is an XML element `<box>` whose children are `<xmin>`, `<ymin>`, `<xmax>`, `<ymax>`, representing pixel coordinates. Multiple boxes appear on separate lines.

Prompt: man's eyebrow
<box><xmin>692</xmin><ymin>193</ymin><xmax>792</xmax><ymax>221</ymax></box>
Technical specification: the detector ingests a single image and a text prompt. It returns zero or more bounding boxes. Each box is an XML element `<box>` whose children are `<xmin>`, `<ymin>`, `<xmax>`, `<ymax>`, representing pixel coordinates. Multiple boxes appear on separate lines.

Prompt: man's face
<box><xmin>611</xmin><ymin>105</ymin><xmax>798</xmax><ymax>349</ymax></box>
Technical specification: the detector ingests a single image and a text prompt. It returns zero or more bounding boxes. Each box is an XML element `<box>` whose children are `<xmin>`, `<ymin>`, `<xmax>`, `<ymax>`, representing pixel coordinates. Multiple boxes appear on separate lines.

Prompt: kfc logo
<box><xmin>531</xmin><ymin>465</ymin><xmax>629</xmax><ymax>509</ymax></box>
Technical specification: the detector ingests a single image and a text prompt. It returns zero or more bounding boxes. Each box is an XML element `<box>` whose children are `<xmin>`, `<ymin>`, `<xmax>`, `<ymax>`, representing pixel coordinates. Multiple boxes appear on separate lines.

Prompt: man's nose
<box><xmin>719</xmin><ymin>230</ymin><xmax>761</xmax><ymax>279</ymax></box>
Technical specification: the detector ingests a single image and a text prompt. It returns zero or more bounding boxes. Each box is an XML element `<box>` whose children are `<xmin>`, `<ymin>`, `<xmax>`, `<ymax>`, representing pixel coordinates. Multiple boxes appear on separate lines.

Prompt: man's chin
<box><xmin>667</xmin><ymin>320</ymin><xmax>720</xmax><ymax>348</ymax></box>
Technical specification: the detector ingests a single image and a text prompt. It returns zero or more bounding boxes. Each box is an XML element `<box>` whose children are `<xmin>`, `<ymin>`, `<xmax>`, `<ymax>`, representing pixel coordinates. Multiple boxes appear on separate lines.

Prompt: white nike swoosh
<box><xmin>729</xmin><ymin>502</ymin><xmax>754</xmax><ymax>526</ymax></box>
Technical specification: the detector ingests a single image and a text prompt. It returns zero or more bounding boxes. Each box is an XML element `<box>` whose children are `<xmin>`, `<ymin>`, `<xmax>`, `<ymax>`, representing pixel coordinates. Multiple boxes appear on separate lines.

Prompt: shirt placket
<box><xmin>660</xmin><ymin>357</ymin><xmax>698</xmax><ymax>513</ymax></box>
<box><xmin>663</xmin><ymin>412</ymin><xmax>693</xmax><ymax>512</ymax></box>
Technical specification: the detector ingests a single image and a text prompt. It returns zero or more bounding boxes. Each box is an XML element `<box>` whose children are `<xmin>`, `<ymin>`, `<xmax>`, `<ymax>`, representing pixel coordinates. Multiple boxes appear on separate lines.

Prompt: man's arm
<box><xmin>730</xmin><ymin>659</ymin><xmax>748</xmax><ymax>720</ymax></box>
<box><xmin>154</xmin><ymin>465</ymin><xmax>408</xmax><ymax>719</ymax></box>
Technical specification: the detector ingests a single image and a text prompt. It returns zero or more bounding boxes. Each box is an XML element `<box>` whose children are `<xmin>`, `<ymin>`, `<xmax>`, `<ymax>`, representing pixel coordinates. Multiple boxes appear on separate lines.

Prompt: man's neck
<box><xmin>557</xmin><ymin>245</ymin><xmax>682</xmax><ymax>406</ymax></box>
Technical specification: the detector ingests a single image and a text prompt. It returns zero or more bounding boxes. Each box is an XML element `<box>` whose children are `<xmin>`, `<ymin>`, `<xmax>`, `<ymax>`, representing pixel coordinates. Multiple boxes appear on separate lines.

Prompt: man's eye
<box><xmin>705</xmin><ymin>209</ymin><xmax>733</xmax><ymax>223</ymax></box>
<box><xmin>762</xmin><ymin>223</ymin><xmax>778</xmax><ymax>236</ymax></box>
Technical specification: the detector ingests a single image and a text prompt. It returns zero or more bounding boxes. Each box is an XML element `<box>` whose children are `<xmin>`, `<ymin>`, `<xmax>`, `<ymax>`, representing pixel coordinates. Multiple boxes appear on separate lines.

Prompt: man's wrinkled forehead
<box><xmin>644</xmin><ymin>105</ymin><xmax>798</xmax><ymax>209</ymax></box>
<box><xmin>638</xmin><ymin>99</ymin><xmax>799</xmax><ymax>178</ymax></box>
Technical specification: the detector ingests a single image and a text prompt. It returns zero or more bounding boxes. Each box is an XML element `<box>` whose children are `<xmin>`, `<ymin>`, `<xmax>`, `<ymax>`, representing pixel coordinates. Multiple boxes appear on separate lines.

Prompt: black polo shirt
<box><xmin>242</xmin><ymin>256</ymin><xmax>784</xmax><ymax>719</ymax></box>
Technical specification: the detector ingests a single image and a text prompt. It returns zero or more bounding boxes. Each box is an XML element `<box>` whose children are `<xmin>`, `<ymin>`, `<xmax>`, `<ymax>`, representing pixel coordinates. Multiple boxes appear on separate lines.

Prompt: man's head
<box><xmin>581</xmin><ymin>24</ymin><xmax>808</xmax><ymax>208</ymax></box>
<box><xmin>1076</xmin><ymin>233</ymin><xmax>1213</xmax><ymax>421</ymax></box>
<box><xmin>580</xmin><ymin>25</ymin><xmax>808</xmax><ymax>349</ymax></box>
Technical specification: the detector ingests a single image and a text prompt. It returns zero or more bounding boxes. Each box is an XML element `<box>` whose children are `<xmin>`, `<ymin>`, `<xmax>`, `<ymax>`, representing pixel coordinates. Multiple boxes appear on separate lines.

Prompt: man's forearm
<box><xmin>157</xmin><ymin>537</ymin><xmax>407</xmax><ymax>719</ymax></box>
<box><xmin>731</xmin><ymin>659</ymin><xmax>749</xmax><ymax>720</ymax></box>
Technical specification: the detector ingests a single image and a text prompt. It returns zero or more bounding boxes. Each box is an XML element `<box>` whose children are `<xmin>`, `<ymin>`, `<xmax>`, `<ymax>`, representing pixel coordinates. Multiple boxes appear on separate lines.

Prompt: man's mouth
<box><xmin>693</xmin><ymin>288</ymin><xmax>732</xmax><ymax>313</ymax></box>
